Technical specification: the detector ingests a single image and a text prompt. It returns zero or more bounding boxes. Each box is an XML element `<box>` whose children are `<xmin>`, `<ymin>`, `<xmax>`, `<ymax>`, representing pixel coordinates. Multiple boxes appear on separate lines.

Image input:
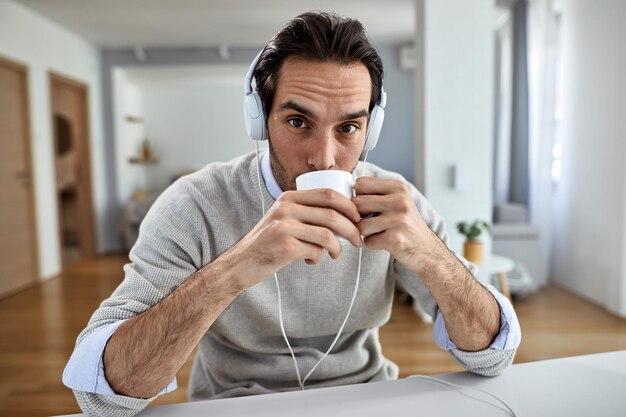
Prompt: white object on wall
<box><xmin>448</xmin><ymin>164</ymin><xmax>468</xmax><ymax>192</ymax></box>
<box><xmin>399</xmin><ymin>44</ymin><xmax>417</xmax><ymax>70</ymax></box>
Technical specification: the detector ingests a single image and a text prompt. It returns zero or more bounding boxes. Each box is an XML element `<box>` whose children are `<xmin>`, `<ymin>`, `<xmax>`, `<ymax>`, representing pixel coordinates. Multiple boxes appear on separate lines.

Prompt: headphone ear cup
<box><xmin>244</xmin><ymin>91</ymin><xmax>268</xmax><ymax>141</ymax></box>
<box><xmin>362</xmin><ymin>104</ymin><xmax>385</xmax><ymax>152</ymax></box>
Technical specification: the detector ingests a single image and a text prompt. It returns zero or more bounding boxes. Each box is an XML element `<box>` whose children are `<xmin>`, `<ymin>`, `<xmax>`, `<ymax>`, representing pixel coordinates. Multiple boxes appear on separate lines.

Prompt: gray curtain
<box><xmin>493</xmin><ymin>0</ymin><xmax>530</xmax><ymax>211</ymax></box>
<box><xmin>509</xmin><ymin>0</ymin><xmax>530</xmax><ymax>206</ymax></box>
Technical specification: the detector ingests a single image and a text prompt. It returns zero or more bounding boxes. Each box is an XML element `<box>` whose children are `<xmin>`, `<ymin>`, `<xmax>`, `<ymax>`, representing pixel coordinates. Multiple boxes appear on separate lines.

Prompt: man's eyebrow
<box><xmin>278</xmin><ymin>101</ymin><xmax>369</xmax><ymax>121</ymax></box>
<box><xmin>278</xmin><ymin>101</ymin><xmax>315</xmax><ymax>118</ymax></box>
<box><xmin>342</xmin><ymin>109</ymin><xmax>369</xmax><ymax>120</ymax></box>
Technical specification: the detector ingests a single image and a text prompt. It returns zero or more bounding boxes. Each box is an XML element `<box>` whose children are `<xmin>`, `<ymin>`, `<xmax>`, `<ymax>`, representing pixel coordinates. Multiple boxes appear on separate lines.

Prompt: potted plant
<box><xmin>456</xmin><ymin>220</ymin><xmax>491</xmax><ymax>264</ymax></box>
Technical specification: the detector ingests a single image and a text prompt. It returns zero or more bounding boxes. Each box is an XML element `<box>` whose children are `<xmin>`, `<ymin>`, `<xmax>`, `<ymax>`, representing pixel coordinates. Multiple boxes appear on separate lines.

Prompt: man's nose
<box><xmin>307</xmin><ymin>130</ymin><xmax>337</xmax><ymax>170</ymax></box>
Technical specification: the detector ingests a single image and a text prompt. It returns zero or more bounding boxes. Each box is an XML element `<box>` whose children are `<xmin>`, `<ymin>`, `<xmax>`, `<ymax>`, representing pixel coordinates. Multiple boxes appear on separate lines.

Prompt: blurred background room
<box><xmin>1</xmin><ymin>0</ymin><xmax>625</xmax><ymax>415</ymax></box>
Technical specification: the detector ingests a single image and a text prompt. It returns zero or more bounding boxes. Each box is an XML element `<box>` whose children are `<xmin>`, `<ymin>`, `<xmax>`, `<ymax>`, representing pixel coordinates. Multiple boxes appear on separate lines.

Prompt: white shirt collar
<box><xmin>261</xmin><ymin>150</ymin><xmax>283</xmax><ymax>200</ymax></box>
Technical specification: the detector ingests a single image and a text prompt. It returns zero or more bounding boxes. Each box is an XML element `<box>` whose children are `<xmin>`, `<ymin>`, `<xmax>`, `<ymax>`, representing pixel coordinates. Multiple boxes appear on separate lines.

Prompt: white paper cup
<box><xmin>296</xmin><ymin>170</ymin><xmax>355</xmax><ymax>245</ymax></box>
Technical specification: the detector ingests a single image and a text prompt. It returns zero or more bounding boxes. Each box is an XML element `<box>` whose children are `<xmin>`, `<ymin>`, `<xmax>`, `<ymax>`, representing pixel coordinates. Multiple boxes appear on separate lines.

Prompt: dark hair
<box><xmin>253</xmin><ymin>11</ymin><xmax>384</xmax><ymax>118</ymax></box>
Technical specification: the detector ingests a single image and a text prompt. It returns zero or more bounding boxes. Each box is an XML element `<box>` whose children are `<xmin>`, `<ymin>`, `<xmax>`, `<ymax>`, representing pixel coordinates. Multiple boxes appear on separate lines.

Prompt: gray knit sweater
<box><xmin>73</xmin><ymin>152</ymin><xmax>516</xmax><ymax>416</ymax></box>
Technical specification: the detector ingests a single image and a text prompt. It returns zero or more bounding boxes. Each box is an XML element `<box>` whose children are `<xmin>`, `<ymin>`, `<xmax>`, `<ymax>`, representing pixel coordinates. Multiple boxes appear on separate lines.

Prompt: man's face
<box><xmin>267</xmin><ymin>58</ymin><xmax>372</xmax><ymax>191</ymax></box>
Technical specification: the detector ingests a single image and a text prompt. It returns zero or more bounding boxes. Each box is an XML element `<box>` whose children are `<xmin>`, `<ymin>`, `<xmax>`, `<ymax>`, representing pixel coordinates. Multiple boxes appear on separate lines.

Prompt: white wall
<box><xmin>416</xmin><ymin>0</ymin><xmax>495</xmax><ymax>254</ymax></box>
<box><xmin>551</xmin><ymin>0</ymin><xmax>626</xmax><ymax>316</ymax></box>
<box><xmin>113</xmin><ymin>65</ymin><xmax>261</xmax><ymax>197</ymax></box>
<box><xmin>0</xmin><ymin>0</ymin><xmax>105</xmax><ymax>279</ymax></box>
<box><xmin>112</xmin><ymin>69</ymin><xmax>146</xmax><ymax>203</ymax></box>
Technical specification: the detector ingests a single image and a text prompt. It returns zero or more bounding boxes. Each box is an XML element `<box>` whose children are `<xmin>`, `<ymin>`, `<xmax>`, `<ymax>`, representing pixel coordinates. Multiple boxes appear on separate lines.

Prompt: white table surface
<box><xmin>56</xmin><ymin>350</ymin><xmax>626</xmax><ymax>417</ymax></box>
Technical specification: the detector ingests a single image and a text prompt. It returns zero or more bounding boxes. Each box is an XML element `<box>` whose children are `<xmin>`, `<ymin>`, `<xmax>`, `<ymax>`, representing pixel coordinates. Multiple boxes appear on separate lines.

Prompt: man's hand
<box><xmin>353</xmin><ymin>177</ymin><xmax>437</xmax><ymax>273</ymax></box>
<box><xmin>104</xmin><ymin>188</ymin><xmax>363</xmax><ymax>398</ymax></box>
<box><xmin>353</xmin><ymin>177</ymin><xmax>500</xmax><ymax>351</ymax></box>
<box><xmin>225</xmin><ymin>189</ymin><xmax>363</xmax><ymax>291</ymax></box>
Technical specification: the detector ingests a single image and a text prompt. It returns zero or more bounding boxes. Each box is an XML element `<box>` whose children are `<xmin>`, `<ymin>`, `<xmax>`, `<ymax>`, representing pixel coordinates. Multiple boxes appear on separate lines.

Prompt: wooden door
<box><xmin>50</xmin><ymin>73</ymin><xmax>96</xmax><ymax>267</ymax></box>
<box><xmin>0</xmin><ymin>57</ymin><xmax>39</xmax><ymax>298</ymax></box>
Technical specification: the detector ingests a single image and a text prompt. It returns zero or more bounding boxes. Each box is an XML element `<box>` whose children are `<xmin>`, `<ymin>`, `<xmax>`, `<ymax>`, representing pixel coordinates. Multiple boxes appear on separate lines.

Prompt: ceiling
<box><xmin>16</xmin><ymin>0</ymin><xmax>416</xmax><ymax>49</ymax></box>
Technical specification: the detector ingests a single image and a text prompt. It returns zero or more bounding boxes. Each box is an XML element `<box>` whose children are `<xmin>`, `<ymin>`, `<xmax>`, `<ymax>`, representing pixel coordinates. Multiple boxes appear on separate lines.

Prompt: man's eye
<box><xmin>340</xmin><ymin>124</ymin><xmax>359</xmax><ymax>134</ymax></box>
<box><xmin>288</xmin><ymin>118</ymin><xmax>308</xmax><ymax>128</ymax></box>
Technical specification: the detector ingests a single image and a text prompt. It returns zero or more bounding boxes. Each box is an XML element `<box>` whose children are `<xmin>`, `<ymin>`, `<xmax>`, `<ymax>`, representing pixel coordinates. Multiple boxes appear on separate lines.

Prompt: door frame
<box><xmin>49</xmin><ymin>71</ymin><xmax>97</xmax><ymax>264</ymax></box>
<box><xmin>0</xmin><ymin>55</ymin><xmax>40</xmax><ymax>290</ymax></box>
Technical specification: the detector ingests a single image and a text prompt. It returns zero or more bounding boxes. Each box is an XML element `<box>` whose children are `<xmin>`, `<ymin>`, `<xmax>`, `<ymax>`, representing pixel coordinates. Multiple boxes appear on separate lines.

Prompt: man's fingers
<box><xmin>353</xmin><ymin>193</ymin><xmax>415</xmax><ymax>219</ymax></box>
<box><xmin>290</xmin><ymin>224</ymin><xmax>343</xmax><ymax>260</ymax></box>
<box><xmin>354</xmin><ymin>177</ymin><xmax>408</xmax><ymax>196</ymax></box>
<box><xmin>362</xmin><ymin>232</ymin><xmax>390</xmax><ymax>252</ymax></box>
<box><xmin>357</xmin><ymin>215</ymin><xmax>394</xmax><ymax>237</ymax></box>
<box><xmin>296</xmin><ymin>241</ymin><xmax>326</xmax><ymax>265</ymax></box>
<box><xmin>308</xmin><ymin>208</ymin><xmax>362</xmax><ymax>248</ymax></box>
<box><xmin>352</xmin><ymin>194</ymin><xmax>387</xmax><ymax>216</ymax></box>
<box><xmin>265</xmin><ymin>188</ymin><xmax>364</xmax><ymax>263</ymax></box>
<box><xmin>285</xmin><ymin>203</ymin><xmax>362</xmax><ymax>249</ymax></box>
<box><xmin>282</xmin><ymin>189</ymin><xmax>361</xmax><ymax>224</ymax></box>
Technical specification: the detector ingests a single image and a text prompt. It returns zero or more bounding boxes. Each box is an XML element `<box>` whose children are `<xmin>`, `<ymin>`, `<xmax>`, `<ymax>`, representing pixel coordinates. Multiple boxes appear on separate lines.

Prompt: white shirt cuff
<box><xmin>63</xmin><ymin>319</ymin><xmax>177</xmax><ymax>396</ymax></box>
<box><xmin>433</xmin><ymin>284</ymin><xmax>522</xmax><ymax>351</ymax></box>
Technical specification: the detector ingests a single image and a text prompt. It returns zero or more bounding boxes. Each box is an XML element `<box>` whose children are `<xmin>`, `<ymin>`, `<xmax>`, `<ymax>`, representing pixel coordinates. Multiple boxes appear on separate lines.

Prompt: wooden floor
<box><xmin>1</xmin><ymin>255</ymin><xmax>625</xmax><ymax>417</ymax></box>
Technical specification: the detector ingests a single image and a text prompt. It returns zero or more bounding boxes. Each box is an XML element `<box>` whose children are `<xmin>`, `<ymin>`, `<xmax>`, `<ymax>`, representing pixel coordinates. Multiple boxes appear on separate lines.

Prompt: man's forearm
<box><xmin>416</xmin><ymin>233</ymin><xmax>500</xmax><ymax>351</ymax></box>
<box><xmin>101</xmin><ymin>185</ymin><xmax>368</xmax><ymax>399</ymax></box>
<box><xmin>103</xmin><ymin>252</ymin><xmax>243</xmax><ymax>399</ymax></box>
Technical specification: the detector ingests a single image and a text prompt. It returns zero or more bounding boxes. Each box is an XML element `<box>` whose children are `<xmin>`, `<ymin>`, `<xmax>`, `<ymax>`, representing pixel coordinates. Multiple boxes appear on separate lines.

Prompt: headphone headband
<box><xmin>244</xmin><ymin>50</ymin><xmax>263</xmax><ymax>96</ymax></box>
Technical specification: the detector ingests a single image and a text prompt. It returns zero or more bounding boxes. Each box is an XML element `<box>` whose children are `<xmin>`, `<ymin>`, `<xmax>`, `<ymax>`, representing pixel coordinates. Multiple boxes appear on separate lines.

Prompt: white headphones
<box><xmin>243</xmin><ymin>50</ymin><xmax>387</xmax><ymax>157</ymax></box>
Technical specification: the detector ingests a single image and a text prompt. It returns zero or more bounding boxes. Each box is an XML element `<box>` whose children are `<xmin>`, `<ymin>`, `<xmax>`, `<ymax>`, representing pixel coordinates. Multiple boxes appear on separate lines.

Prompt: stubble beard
<box><xmin>268</xmin><ymin>140</ymin><xmax>361</xmax><ymax>192</ymax></box>
<box><xmin>268</xmin><ymin>141</ymin><xmax>298</xmax><ymax>192</ymax></box>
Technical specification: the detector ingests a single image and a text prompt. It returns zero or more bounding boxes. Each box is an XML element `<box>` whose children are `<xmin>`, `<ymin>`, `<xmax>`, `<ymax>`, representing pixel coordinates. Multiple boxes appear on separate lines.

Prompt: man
<box><xmin>63</xmin><ymin>11</ymin><xmax>520</xmax><ymax>417</ymax></box>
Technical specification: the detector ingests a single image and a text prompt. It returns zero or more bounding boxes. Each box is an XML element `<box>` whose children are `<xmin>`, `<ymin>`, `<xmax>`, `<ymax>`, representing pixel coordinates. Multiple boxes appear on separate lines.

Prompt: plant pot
<box><xmin>463</xmin><ymin>240</ymin><xmax>484</xmax><ymax>264</ymax></box>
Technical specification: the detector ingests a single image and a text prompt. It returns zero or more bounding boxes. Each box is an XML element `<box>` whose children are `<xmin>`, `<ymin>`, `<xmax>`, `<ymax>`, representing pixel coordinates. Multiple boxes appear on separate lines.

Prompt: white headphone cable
<box><xmin>255</xmin><ymin>141</ymin><xmax>267</xmax><ymax>214</ymax></box>
<box><xmin>255</xmin><ymin>143</ymin><xmax>368</xmax><ymax>390</ymax></box>
<box><xmin>300</xmin><ymin>151</ymin><xmax>368</xmax><ymax>386</ymax></box>
<box><xmin>256</xmin><ymin>142</ymin><xmax>303</xmax><ymax>388</ymax></box>
<box><xmin>408</xmin><ymin>375</ymin><xmax>517</xmax><ymax>416</ymax></box>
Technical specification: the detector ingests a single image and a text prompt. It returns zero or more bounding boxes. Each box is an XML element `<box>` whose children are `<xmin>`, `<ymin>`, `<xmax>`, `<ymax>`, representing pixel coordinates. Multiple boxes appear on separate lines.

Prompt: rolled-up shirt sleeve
<box><xmin>63</xmin><ymin>319</ymin><xmax>177</xmax><ymax>395</ymax></box>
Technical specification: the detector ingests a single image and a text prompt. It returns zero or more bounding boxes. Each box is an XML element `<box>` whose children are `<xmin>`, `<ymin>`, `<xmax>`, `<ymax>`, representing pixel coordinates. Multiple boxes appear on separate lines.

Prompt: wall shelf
<box><xmin>128</xmin><ymin>156</ymin><xmax>160</xmax><ymax>164</ymax></box>
<box><xmin>126</xmin><ymin>115</ymin><xmax>144</xmax><ymax>123</ymax></box>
